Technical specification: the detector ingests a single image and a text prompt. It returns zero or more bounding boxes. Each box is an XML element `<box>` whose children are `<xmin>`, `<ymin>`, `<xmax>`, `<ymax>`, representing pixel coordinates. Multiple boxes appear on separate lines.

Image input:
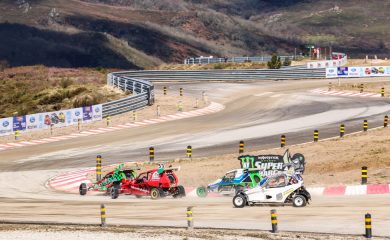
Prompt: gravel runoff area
<box><xmin>331</xmin><ymin>77</ymin><xmax>390</xmax><ymax>97</ymax></box>
<box><xmin>0</xmin><ymin>224</ymin><xmax>386</xmax><ymax>240</ymax></box>
<box><xmin>0</xmin><ymin>89</ymin><xmax>206</xmax><ymax>144</ymax></box>
<box><xmin>89</xmin><ymin>125</ymin><xmax>390</xmax><ymax>187</ymax></box>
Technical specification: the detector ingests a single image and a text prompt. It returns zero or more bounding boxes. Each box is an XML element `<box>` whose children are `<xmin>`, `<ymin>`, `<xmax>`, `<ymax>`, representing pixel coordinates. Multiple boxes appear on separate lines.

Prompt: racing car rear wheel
<box><xmin>79</xmin><ymin>183</ymin><xmax>87</xmax><ymax>196</ymax></box>
<box><xmin>293</xmin><ymin>194</ymin><xmax>307</xmax><ymax>207</ymax></box>
<box><xmin>173</xmin><ymin>185</ymin><xmax>186</xmax><ymax>198</ymax></box>
<box><xmin>150</xmin><ymin>188</ymin><xmax>161</xmax><ymax>200</ymax></box>
<box><xmin>196</xmin><ymin>186</ymin><xmax>207</xmax><ymax>198</ymax></box>
<box><xmin>110</xmin><ymin>184</ymin><xmax>120</xmax><ymax>199</ymax></box>
<box><xmin>233</xmin><ymin>194</ymin><xmax>247</xmax><ymax>208</ymax></box>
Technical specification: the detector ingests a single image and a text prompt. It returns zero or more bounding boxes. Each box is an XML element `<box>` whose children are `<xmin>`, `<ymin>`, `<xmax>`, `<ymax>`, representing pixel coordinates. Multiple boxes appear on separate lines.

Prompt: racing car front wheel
<box><xmin>233</xmin><ymin>194</ymin><xmax>247</xmax><ymax>208</ymax></box>
<box><xmin>79</xmin><ymin>183</ymin><xmax>87</xmax><ymax>196</ymax></box>
<box><xmin>293</xmin><ymin>194</ymin><xmax>307</xmax><ymax>207</ymax></box>
<box><xmin>110</xmin><ymin>184</ymin><xmax>120</xmax><ymax>199</ymax></box>
<box><xmin>150</xmin><ymin>188</ymin><xmax>161</xmax><ymax>200</ymax></box>
<box><xmin>196</xmin><ymin>186</ymin><xmax>207</xmax><ymax>198</ymax></box>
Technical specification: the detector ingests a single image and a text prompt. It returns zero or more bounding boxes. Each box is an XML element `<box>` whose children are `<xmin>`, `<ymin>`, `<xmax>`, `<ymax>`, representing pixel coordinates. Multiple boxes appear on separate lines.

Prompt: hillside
<box><xmin>0</xmin><ymin>0</ymin><xmax>389</xmax><ymax>68</ymax></box>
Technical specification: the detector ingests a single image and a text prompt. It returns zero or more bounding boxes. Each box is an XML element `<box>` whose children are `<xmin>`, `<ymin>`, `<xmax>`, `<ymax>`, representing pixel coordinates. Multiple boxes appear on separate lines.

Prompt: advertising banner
<box><xmin>362</xmin><ymin>66</ymin><xmax>387</xmax><ymax>77</ymax></box>
<box><xmin>326</xmin><ymin>67</ymin><xmax>338</xmax><ymax>78</ymax></box>
<box><xmin>82</xmin><ymin>106</ymin><xmax>93</xmax><ymax>122</ymax></box>
<box><xmin>0</xmin><ymin>117</ymin><xmax>13</xmax><ymax>136</ymax></box>
<box><xmin>337</xmin><ymin>67</ymin><xmax>349</xmax><ymax>77</ymax></box>
<box><xmin>347</xmin><ymin>67</ymin><xmax>361</xmax><ymax>77</ymax></box>
<box><xmin>13</xmin><ymin>116</ymin><xmax>26</xmax><ymax>131</ymax></box>
<box><xmin>71</xmin><ymin>108</ymin><xmax>83</xmax><ymax>124</ymax></box>
<box><xmin>92</xmin><ymin>104</ymin><xmax>103</xmax><ymax>121</ymax></box>
<box><xmin>26</xmin><ymin>113</ymin><xmax>45</xmax><ymax>131</ymax></box>
<box><xmin>238</xmin><ymin>150</ymin><xmax>305</xmax><ymax>176</ymax></box>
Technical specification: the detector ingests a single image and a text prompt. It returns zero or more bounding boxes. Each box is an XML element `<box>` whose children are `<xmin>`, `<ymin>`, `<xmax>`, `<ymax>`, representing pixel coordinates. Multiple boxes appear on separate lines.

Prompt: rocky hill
<box><xmin>0</xmin><ymin>0</ymin><xmax>389</xmax><ymax>69</ymax></box>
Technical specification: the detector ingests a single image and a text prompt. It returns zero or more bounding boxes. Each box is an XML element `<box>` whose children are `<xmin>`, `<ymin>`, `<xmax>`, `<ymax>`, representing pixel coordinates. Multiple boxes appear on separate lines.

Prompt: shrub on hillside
<box><xmin>267</xmin><ymin>54</ymin><xmax>282</xmax><ymax>69</ymax></box>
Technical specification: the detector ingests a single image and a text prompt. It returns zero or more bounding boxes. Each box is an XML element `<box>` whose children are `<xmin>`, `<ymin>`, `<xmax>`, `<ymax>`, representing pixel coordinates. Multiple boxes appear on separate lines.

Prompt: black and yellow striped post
<box><xmin>365</xmin><ymin>213</ymin><xmax>372</xmax><ymax>238</ymax></box>
<box><xmin>270</xmin><ymin>209</ymin><xmax>278</xmax><ymax>233</ymax></box>
<box><xmin>14</xmin><ymin>130</ymin><xmax>20</xmax><ymax>141</ymax></box>
<box><xmin>381</xmin><ymin>87</ymin><xmax>385</xmax><ymax>97</ymax></box>
<box><xmin>180</xmin><ymin>87</ymin><xmax>183</xmax><ymax>97</ymax></box>
<box><xmin>106</xmin><ymin>116</ymin><xmax>111</xmax><ymax>126</ymax></box>
<box><xmin>96</xmin><ymin>155</ymin><xmax>102</xmax><ymax>181</ymax></box>
<box><xmin>239</xmin><ymin>140</ymin><xmax>244</xmax><ymax>154</ymax></box>
<box><xmin>133</xmin><ymin>111</ymin><xmax>137</xmax><ymax>121</ymax></box>
<box><xmin>280</xmin><ymin>135</ymin><xmax>286</xmax><ymax>147</ymax></box>
<box><xmin>384</xmin><ymin>115</ymin><xmax>388</xmax><ymax>128</ymax></box>
<box><xmin>363</xmin><ymin>120</ymin><xmax>368</xmax><ymax>132</ymax></box>
<box><xmin>186</xmin><ymin>145</ymin><xmax>192</xmax><ymax>158</ymax></box>
<box><xmin>77</xmin><ymin>119</ymin><xmax>81</xmax><ymax>131</ymax></box>
<box><xmin>328</xmin><ymin>82</ymin><xmax>332</xmax><ymax>91</ymax></box>
<box><xmin>360</xmin><ymin>83</ymin><xmax>364</xmax><ymax>93</ymax></box>
<box><xmin>313</xmin><ymin>130</ymin><xmax>319</xmax><ymax>142</ymax></box>
<box><xmin>186</xmin><ymin>207</ymin><xmax>194</xmax><ymax>230</ymax></box>
<box><xmin>361</xmin><ymin>166</ymin><xmax>368</xmax><ymax>185</ymax></box>
<box><xmin>100</xmin><ymin>204</ymin><xmax>106</xmax><ymax>227</ymax></box>
<box><xmin>149</xmin><ymin>147</ymin><xmax>155</xmax><ymax>161</ymax></box>
<box><xmin>340</xmin><ymin>124</ymin><xmax>345</xmax><ymax>137</ymax></box>
<box><xmin>50</xmin><ymin>124</ymin><xmax>54</xmax><ymax>135</ymax></box>
<box><xmin>163</xmin><ymin>86</ymin><xmax>167</xmax><ymax>95</ymax></box>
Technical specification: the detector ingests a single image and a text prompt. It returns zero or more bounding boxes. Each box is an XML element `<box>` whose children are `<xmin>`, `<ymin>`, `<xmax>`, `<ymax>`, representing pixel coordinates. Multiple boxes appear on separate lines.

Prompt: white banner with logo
<box><xmin>92</xmin><ymin>104</ymin><xmax>103</xmax><ymax>121</ymax></box>
<box><xmin>0</xmin><ymin>117</ymin><xmax>13</xmax><ymax>136</ymax></box>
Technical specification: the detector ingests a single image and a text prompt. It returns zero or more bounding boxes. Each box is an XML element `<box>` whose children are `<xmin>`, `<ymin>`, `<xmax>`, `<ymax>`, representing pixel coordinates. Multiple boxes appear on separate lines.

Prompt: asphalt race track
<box><xmin>0</xmin><ymin>78</ymin><xmax>390</xmax><ymax>236</ymax></box>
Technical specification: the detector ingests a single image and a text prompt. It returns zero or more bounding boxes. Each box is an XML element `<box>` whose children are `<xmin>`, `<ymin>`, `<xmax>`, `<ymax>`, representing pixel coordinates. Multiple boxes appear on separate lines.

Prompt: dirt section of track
<box><xmin>332</xmin><ymin>80</ymin><xmax>390</xmax><ymax>97</ymax></box>
<box><xmin>0</xmin><ymin>90</ymin><xmax>204</xmax><ymax>144</ymax></box>
<box><xmin>0</xmin><ymin>223</ymin><xmax>386</xmax><ymax>240</ymax></box>
<box><xmin>89</xmin><ymin>126</ymin><xmax>390</xmax><ymax>187</ymax></box>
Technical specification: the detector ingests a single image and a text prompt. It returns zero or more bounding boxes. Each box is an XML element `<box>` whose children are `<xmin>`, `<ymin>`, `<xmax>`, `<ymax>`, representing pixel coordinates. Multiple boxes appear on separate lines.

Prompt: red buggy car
<box><xmin>110</xmin><ymin>165</ymin><xmax>185</xmax><ymax>200</ymax></box>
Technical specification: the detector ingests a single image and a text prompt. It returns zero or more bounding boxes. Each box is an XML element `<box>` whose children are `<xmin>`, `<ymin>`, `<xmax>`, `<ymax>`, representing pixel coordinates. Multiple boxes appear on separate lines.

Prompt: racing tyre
<box><xmin>293</xmin><ymin>194</ymin><xmax>307</xmax><ymax>207</ymax></box>
<box><xmin>233</xmin><ymin>194</ymin><xmax>247</xmax><ymax>208</ymax></box>
<box><xmin>150</xmin><ymin>188</ymin><xmax>161</xmax><ymax>200</ymax></box>
<box><xmin>79</xmin><ymin>183</ymin><xmax>87</xmax><ymax>196</ymax></box>
<box><xmin>196</xmin><ymin>186</ymin><xmax>208</xmax><ymax>198</ymax></box>
<box><xmin>110</xmin><ymin>184</ymin><xmax>120</xmax><ymax>199</ymax></box>
<box><xmin>173</xmin><ymin>185</ymin><xmax>186</xmax><ymax>198</ymax></box>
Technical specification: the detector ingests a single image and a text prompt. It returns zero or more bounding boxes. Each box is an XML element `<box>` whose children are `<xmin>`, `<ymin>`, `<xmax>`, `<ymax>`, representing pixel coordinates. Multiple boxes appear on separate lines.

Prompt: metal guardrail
<box><xmin>184</xmin><ymin>56</ymin><xmax>296</xmax><ymax>65</ymax></box>
<box><xmin>103</xmin><ymin>67</ymin><xmax>326</xmax><ymax>116</ymax></box>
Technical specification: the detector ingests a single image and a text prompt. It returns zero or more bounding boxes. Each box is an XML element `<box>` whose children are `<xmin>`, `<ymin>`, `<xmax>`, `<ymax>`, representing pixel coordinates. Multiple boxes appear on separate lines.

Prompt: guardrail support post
<box><xmin>239</xmin><ymin>140</ymin><xmax>244</xmax><ymax>154</ymax></box>
<box><xmin>100</xmin><ymin>204</ymin><xmax>106</xmax><ymax>227</ymax></box>
<box><xmin>187</xmin><ymin>145</ymin><xmax>192</xmax><ymax>159</ymax></box>
<box><xmin>271</xmin><ymin>209</ymin><xmax>278</xmax><ymax>233</ymax></box>
<box><xmin>365</xmin><ymin>213</ymin><xmax>372</xmax><ymax>238</ymax></box>
<box><xmin>96</xmin><ymin>155</ymin><xmax>102</xmax><ymax>181</ymax></box>
<box><xmin>381</xmin><ymin>87</ymin><xmax>385</xmax><ymax>97</ymax></box>
<box><xmin>149</xmin><ymin>147</ymin><xmax>155</xmax><ymax>161</ymax></box>
<box><xmin>361</xmin><ymin>166</ymin><xmax>368</xmax><ymax>185</ymax></box>
<box><xmin>363</xmin><ymin>120</ymin><xmax>368</xmax><ymax>132</ymax></box>
<box><xmin>314</xmin><ymin>130</ymin><xmax>319</xmax><ymax>142</ymax></box>
<box><xmin>340</xmin><ymin>124</ymin><xmax>345</xmax><ymax>137</ymax></box>
<box><xmin>384</xmin><ymin>115</ymin><xmax>388</xmax><ymax>128</ymax></box>
<box><xmin>280</xmin><ymin>135</ymin><xmax>286</xmax><ymax>147</ymax></box>
<box><xmin>14</xmin><ymin>130</ymin><xmax>20</xmax><ymax>141</ymax></box>
<box><xmin>187</xmin><ymin>207</ymin><xmax>194</xmax><ymax>230</ymax></box>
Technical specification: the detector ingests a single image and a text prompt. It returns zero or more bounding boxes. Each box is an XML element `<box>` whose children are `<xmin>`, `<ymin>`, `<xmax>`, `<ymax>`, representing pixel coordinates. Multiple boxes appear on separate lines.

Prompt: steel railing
<box><xmin>184</xmin><ymin>56</ymin><xmax>297</xmax><ymax>65</ymax></box>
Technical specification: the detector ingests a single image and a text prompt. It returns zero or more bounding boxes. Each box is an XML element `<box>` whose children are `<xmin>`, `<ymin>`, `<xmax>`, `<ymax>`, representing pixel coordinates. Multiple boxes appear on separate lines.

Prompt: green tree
<box><xmin>267</xmin><ymin>54</ymin><xmax>282</xmax><ymax>69</ymax></box>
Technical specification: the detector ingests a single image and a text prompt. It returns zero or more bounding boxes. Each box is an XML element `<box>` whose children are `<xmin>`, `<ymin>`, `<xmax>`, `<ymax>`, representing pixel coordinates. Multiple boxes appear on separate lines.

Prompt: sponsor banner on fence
<box><xmin>13</xmin><ymin>116</ymin><xmax>27</xmax><ymax>132</ymax></box>
<box><xmin>26</xmin><ymin>113</ymin><xmax>44</xmax><ymax>131</ymax></box>
<box><xmin>71</xmin><ymin>108</ymin><xmax>83</xmax><ymax>124</ymax></box>
<box><xmin>82</xmin><ymin>106</ymin><xmax>93</xmax><ymax>123</ymax></box>
<box><xmin>326</xmin><ymin>65</ymin><xmax>390</xmax><ymax>78</ymax></box>
<box><xmin>92</xmin><ymin>104</ymin><xmax>103</xmax><ymax>121</ymax></box>
<box><xmin>0</xmin><ymin>117</ymin><xmax>13</xmax><ymax>136</ymax></box>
